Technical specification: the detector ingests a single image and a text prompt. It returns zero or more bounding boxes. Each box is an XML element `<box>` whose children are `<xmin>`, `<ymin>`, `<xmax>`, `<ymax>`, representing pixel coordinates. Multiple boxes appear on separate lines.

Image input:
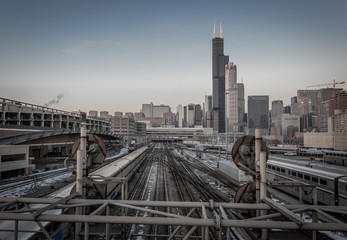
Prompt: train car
<box><xmin>323</xmin><ymin>150</ymin><xmax>347</xmax><ymax>167</ymax></box>
<box><xmin>128</xmin><ymin>144</ymin><xmax>136</xmax><ymax>152</ymax></box>
<box><xmin>0</xmin><ymin>146</ymin><xmax>148</xmax><ymax>240</ymax></box>
<box><xmin>266</xmin><ymin>160</ymin><xmax>347</xmax><ymax>206</ymax></box>
<box><xmin>89</xmin><ymin>146</ymin><xmax>147</xmax><ymax>199</ymax></box>
<box><xmin>297</xmin><ymin>147</ymin><xmax>324</xmax><ymax>158</ymax></box>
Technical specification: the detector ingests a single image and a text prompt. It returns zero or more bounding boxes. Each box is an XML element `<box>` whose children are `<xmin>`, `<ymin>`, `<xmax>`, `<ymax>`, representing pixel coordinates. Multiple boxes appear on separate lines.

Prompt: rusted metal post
<box><xmin>84</xmin><ymin>222</ymin><xmax>89</xmax><ymax>240</ymax></box>
<box><xmin>15</xmin><ymin>203</ymin><xmax>18</xmax><ymax>240</ymax></box>
<box><xmin>260</xmin><ymin>151</ymin><xmax>267</xmax><ymax>240</ymax></box>
<box><xmin>312</xmin><ymin>187</ymin><xmax>318</xmax><ymax>240</ymax></box>
<box><xmin>76</xmin><ymin>123</ymin><xmax>87</xmax><ymax>240</ymax></box>
<box><xmin>106</xmin><ymin>204</ymin><xmax>110</xmax><ymax>240</ymax></box>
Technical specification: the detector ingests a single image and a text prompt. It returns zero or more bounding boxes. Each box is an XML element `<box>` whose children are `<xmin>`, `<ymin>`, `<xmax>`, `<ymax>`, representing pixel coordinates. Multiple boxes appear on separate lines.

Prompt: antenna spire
<box><xmin>220</xmin><ymin>22</ymin><xmax>223</xmax><ymax>38</ymax></box>
<box><xmin>213</xmin><ymin>21</ymin><xmax>216</xmax><ymax>38</ymax></box>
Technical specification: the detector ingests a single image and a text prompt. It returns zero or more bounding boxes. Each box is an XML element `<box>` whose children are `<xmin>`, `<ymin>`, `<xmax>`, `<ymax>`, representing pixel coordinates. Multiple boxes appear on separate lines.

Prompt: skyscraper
<box><xmin>176</xmin><ymin>104</ymin><xmax>183</xmax><ymax>128</ymax></box>
<box><xmin>203</xmin><ymin>95</ymin><xmax>212</xmax><ymax>127</ymax></box>
<box><xmin>247</xmin><ymin>96</ymin><xmax>269</xmax><ymax>136</ymax></box>
<box><xmin>225</xmin><ymin>62</ymin><xmax>245</xmax><ymax>133</ymax></box>
<box><xmin>271</xmin><ymin>100</ymin><xmax>283</xmax><ymax>119</ymax></box>
<box><xmin>212</xmin><ymin>22</ymin><xmax>226</xmax><ymax>133</ymax></box>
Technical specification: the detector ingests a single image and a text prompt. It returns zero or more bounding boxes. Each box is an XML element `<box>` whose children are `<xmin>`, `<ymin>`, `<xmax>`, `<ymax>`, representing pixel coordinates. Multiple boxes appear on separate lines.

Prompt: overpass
<box><xmin>0</xmin><ymin>128</ymin><xmax>122</xmax><ymax>145</ymax></box>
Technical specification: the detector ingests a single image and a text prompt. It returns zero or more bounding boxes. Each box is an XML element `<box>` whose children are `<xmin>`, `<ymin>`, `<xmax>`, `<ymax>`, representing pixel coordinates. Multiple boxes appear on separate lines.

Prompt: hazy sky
<box><xmin>1</xmin><ymin>0</ymin><xmax>346</xmax><ymax>114</ymax></box>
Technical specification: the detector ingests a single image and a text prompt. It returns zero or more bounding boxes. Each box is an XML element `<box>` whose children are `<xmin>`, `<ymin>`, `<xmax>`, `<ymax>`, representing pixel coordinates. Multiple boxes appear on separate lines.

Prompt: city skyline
<box><xmin>1</xmin><ymin>0</ymin><xmax>346</xmax><ymax>113</ymax></box>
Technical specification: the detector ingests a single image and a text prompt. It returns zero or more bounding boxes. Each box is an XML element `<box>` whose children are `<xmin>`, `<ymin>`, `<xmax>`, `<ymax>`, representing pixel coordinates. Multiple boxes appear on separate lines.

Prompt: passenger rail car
<box><xmin>266</xmin><ymin>160</ymin><xmax>347</xmax><ymax>206</ymax></box>
<box><xmin>89</xmin><ymin>146</ymin><xmax>148</xmax><ymax>198</ymax></box>
<box><xmin>323</xmin><ymin>150</ymin><xmax>347</xmax><ymax>167</ymax></box>
<box><xmin>0</xmin><ymin>146</ymin><xmax>148</xmax><ymax>240</ymax></box>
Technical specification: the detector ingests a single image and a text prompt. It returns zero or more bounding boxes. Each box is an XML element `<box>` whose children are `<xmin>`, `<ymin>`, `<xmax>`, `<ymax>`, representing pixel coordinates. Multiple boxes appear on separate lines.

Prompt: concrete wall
<box><xmin>304</xmin><ymin>132</ymin><xmax>347</xmax><ymax>151</ymax></box>
<box><xmin>0</xmin><ymin>145</ymin><xmax>29</xmax><ymax>178</ymax></box>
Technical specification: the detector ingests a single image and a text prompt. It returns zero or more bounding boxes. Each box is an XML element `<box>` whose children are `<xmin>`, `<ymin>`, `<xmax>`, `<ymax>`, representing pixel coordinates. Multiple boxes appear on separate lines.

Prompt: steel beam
<box><xmin>263</xmin><ymin>197</ymin><xmax>304</xmax><ymax>225</ymax></box>
<box><xmin>1</xmin><ymin>213</ymin><xmax>347</xmax><ymax>231</ymax></box>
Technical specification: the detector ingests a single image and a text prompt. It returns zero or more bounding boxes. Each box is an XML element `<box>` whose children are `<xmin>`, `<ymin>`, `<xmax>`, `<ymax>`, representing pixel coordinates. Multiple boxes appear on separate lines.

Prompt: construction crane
<box><xmin>307</xmin><ymin>79</ymin><xmax>345</xmax><ymax>113</ymax></box>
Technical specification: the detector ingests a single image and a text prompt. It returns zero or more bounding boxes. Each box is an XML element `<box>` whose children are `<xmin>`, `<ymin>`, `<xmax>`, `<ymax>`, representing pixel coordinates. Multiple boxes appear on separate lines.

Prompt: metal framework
<box><xmin>1</xmin><ymin>128</ymin><xmax>347</xmax><ymax>239</ymax></box>
<box><xmin>0</xmin><ymin>197</ymin><xmax>347</xmax><ymax>239</ymax></box>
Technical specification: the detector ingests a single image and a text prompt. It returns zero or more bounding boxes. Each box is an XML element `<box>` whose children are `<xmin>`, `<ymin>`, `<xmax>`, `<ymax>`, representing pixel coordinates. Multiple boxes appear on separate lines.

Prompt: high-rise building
<box><xmin>212</xmin><ymin>22</ymin><xmax>226</xmax><ymax>133</ymax></box>
<box><xmin>247</xmin><ymin>96</ymin><xmax>269</xmax><ymax>136</ymax></box>
<box><xmin>225</xmin><ymin>62</ymin><xmax>244</xmax><ymax>133</ymax></box>
<box><xmin>183</xmin><ymin>106</ymin><xmax>187</xmax><ymax>128</ymax></box>
<box><xmin>271</xmin><ymin>100</ymin><xmax>283</xmax><ymax>119</ymax></box>
<box><xmin>100</xmin><ymin>111</ymin><xmax>110</xmax><ymax>119</ymax></box>
<box><xmin>204</xmin><ymin>95</ymin><xmax>212</xmax><ymax>127</ymax></box>
<box><xmin>297</xmin><ymin>89</ymin><xmax>317</xmax><ymax>113</ymax></box>
<box><xmin>88</xmin><ymin>110</ymin><xmax>98</xmax><ymax>118</ymax></box>
<box><xmin>195</xmin><ymin>104</ymin><xmax>202</xmax><ymax>126</ymax></box>
<box><xmin>114</xmin><ymin>112</ymin><xmax>123</xmax><ymax>117</ymax></box>
<box><xmin>317</xmin><ymin>88</ymin><xmax>343</xmax><ymax>131</ymax></box>
<box><xmin>124</xmin><ymin>112</ymin><xmax>134</xmax><ymax>118</ymax></box>
<box><xmin>187</xmin><ymin>104</ymin><xmax>195</xmax><ymax>128</ymax></box>
<box><xmin>176</xmin><ymin>104</ymin><xmax>183</xmax><ymax>128</ymax></box>
<box><xmin>329</xmin><ymin>90</ymin><xmax>347</xmax><ymax>115</ymax></box>
<box><xmin>141</xmin><ymin>102</ymin><xmax>171</xmax><ymax>118</ymax></box>
<box><xmin>298</xmin><ymin>97</ymin><xmax>312</xmax><ymax>116</ymax></box>
<box><xmin>291</xmin><ymin>96</ymin><xmax>299</xmax><ymax>115</ymax></box>
<box><xmin>283</xmin><ymin>105</ymin><xmax>291</xmax><ymax>114</ymax></box>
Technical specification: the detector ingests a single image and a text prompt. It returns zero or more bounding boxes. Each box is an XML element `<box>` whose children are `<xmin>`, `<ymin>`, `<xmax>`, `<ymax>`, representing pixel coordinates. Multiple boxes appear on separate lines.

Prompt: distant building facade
<box><xmin>204</xmin><ymin>95</ymin><xmax>212</xmax><ymax>127</ymax></box>
<box><xmin>271</xmin><ymin>100</ymin><xmax>283</xmax><ymax>120</ymax></box>
<box><xmin>88</xmin><ymin>110</ymin><xmax>98</xmax><ymax>118</ymax></box>
<box><xmin>211</xmin><ymin>23</ymin><xmax>226</xmax><ymax>133</ymax></box>
<box><xmin>141</xmin><ymin>102</ymin><xmax>171</xmax><ymax>118</ymax></box>
<box><xmin>225</xmin><ymin>62</ymin><xmax>244</xmax><ymax>133</ymax></box>
<box><xmin>247</xmin><ymin>96</ymin><xmax>269</xmax><ymax>136</ymax></box>
<box><xmin>317</xmin><ymin>88</ymin><xmax>343</xmax><ymax>131</ymax></box>
<box><xmin>177</xmin><ymin>104</ymin><xmax>183</xmax><ymax>128</ymax></box>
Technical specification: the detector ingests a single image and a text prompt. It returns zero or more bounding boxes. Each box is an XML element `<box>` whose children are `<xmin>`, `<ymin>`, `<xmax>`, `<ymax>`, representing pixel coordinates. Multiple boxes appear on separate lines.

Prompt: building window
<box><xmin>312</xmin><ymin>177</ymin><xmax>318</xmax><ymax>183</ymax></box>
<box><xmin>298</xmin><ymin>173</ymin><xmax>303</xmax><ymax>178</ymax></box>
<box><xmin>1</xmin><ymin>154</ymin><xmax>26</xmax><ymax>162</ymax></box>
<box><xmin>304</xmin><ymin>175</ymin><xmax>310</xmax><ymax>181</ymax></box>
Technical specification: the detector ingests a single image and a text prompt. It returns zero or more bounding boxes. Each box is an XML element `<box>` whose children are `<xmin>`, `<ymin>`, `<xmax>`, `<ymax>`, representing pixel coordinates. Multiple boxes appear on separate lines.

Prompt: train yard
<box><xmin>0</xmin><ymin>139</ymin><xmax>347</xmax><ymax>239</ymax></box>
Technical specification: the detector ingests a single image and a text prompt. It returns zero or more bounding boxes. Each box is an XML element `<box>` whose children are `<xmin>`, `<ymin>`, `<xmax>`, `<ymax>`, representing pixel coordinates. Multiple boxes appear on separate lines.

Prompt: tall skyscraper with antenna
<box><xmin>211</xmin><ymin>22</ymin><xmax>226</xmax><ymax>133</ymax></box>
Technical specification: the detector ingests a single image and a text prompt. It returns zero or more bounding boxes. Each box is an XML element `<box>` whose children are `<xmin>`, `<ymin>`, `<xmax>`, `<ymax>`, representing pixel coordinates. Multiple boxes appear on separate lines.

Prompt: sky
<box><xmin>1</xmin><ymin>0</ymin><xmax>346</xmax><ymax>114</ymax></box>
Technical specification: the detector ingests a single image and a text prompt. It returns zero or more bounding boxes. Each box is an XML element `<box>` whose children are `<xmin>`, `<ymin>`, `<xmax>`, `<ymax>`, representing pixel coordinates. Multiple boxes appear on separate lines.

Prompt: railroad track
<box><xmin>0</xmin><ymin>169</ymin><xmax>71</xmax><ymax>196</ymax></box>
<box><xmin>126</xmin><ymin>142</ymin><xmax>254</xmax><ymax>240</ymax></box>
<box><xmin>0</xmin><ymin>150</ymin><xmax>127</xmax><ymax>198</ymax></box>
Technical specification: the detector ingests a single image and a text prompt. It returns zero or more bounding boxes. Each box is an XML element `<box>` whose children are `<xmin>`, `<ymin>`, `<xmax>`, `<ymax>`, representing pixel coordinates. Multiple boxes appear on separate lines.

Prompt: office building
<box><xmin>204</xmin><ymin>95</ymin><xmax>212</xmax><ymax>127</ymax></box>
<box><xmin>225</xmin><ymin>62</ymin><xmax>244</xmax><ymax>133</ymax></box>
<box><xmin>291</xmin><ymin>96</ymin><xmax>299</xmax><ymax>115</ymax></box>
<box><xmin>114</xmin><ymin>112</ymin><xmax>123</xmax><ymax>117</ymax></box>
<box><xmin>211</xmin><ymin>22</ymin><xmax>226</xmax><ymax>133</ymax></box>
<box><xmin>125</xmin><ymin>112</ymin><xmax>134</xmax><ymax>118</ymax></box>
<box><xmin>187</xmin><ymin>104</ymin><xmax>195</xmax><ymax>128</ymax></box>
<box><xmin>317</xmin><ymin>88</ymin><xmax>343</xmax><ymax>131</ymax></box>
<box><xmin>284</xmin><ymin>105</ymin><xmax>291</xmax><ymax>114</ymax></box>
<box><xmin>271</xmin><ymin>100</ymin><xmax>283</xmax><ymax>119</ymax></box>
<box><xmin>100</xmin><ymin>111</ymin><xmax>110</xmax><ymax>119</ymax></box>
<box><xmin>141</xmin><ymin>102</ymin><xmax>171</xmax><ymax>118</ymax></box>
<box><xmin>195</xmin><ymin>104</ymin><xmax>202</xmax><ymax>126</ymax></box>
<box><xmin>177</xmin><ymin>104</ymin><xmax>183</xmax><ymax>128</ymax></box>
<box><xmin>247</xmin><ymin>96</ymin><xmax>269</xmax><ymax>136</ymax></box>
<box><xmin>88</xmin><ymin>110</ymin><xmax>98</xmax><ymax>118</ymax></box>
<box><xmin>297</xmin><ymin>89</ymin><xmax>317</xmax><ymax>113</ymax></box>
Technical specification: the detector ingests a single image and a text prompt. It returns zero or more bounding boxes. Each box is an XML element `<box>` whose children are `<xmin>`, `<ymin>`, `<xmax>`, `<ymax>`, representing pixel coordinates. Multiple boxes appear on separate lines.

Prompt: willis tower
<box><xmin>212</xmin><ymin>22</ymin><xmax>228</xmax><ymax>133</ymax></box>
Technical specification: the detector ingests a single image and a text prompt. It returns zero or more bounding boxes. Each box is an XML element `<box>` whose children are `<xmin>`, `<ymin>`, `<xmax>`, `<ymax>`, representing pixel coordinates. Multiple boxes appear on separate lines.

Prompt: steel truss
<box><xmin>0</xmin><ymin>197</ymin><xmax>347</xmax><ymax>240</ymax></box>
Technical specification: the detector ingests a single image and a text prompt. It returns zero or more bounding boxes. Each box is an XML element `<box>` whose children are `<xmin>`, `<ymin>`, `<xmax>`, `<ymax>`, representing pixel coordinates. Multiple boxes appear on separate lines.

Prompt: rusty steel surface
<box><xmin>231</xmin><ymin>135</ymin><xmax>269</xmax><ymax>171</ymax></box>
<box><xmin>71</xmin><ymin>134</ymin><xmax>106</xmax><ymax>168</ymax></box>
